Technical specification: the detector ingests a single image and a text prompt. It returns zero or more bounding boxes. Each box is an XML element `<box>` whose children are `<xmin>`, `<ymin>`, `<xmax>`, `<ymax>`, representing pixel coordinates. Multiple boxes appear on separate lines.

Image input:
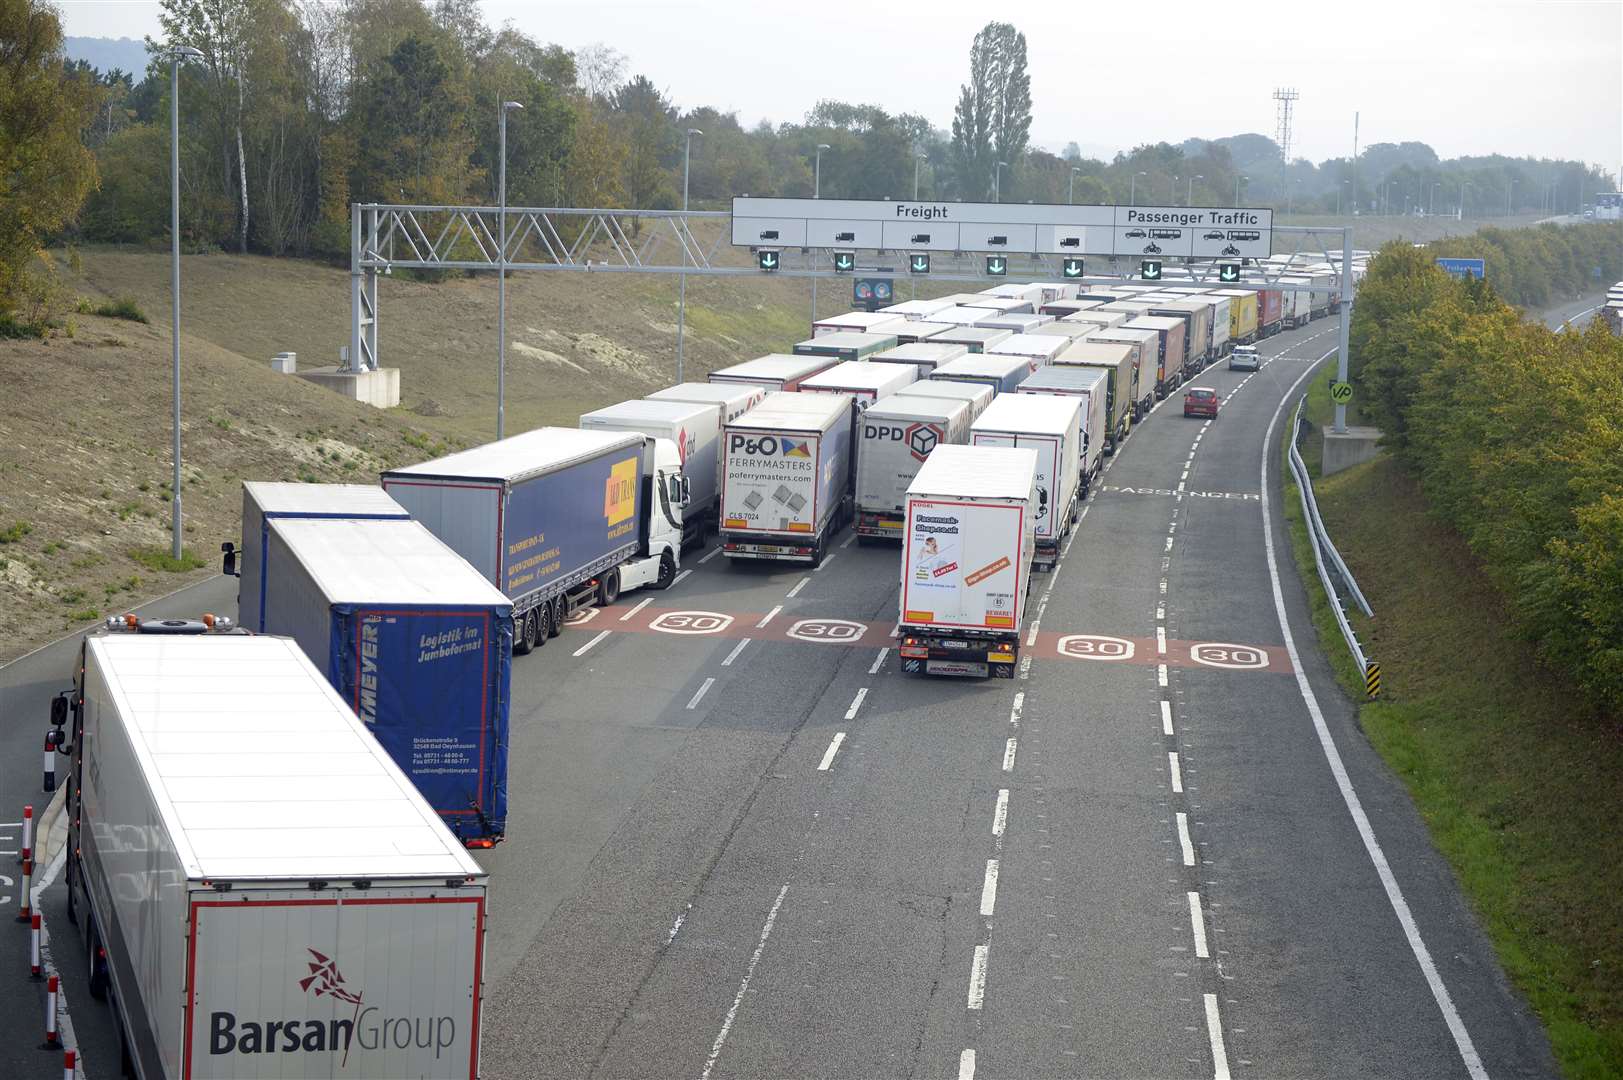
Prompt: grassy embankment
<box><xmin>1281</xmin><ymin>363</ymin><xmax>1621</xmax><ymax>1079</ymax></box>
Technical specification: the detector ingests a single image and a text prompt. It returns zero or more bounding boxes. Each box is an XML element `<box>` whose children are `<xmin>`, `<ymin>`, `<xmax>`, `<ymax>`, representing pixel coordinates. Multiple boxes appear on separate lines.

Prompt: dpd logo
<box><xmin>905</xmin><ymin>422</ymin><xmax>939</xmax><ymax>462</ymax></box>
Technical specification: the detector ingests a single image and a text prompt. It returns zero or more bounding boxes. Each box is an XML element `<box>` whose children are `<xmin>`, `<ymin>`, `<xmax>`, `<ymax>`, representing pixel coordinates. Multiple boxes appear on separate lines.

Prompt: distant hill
<box><xmin>64</xmin><ymin>36</ymin><xmax>150</xmax><ymax>78</ymax></box>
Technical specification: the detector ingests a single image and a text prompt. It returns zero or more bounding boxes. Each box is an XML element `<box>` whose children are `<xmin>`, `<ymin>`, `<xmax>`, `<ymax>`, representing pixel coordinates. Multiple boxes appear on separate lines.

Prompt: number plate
<box><xmin>927</xmin><ymin>659</ymin><xmax>988</xmax><ymax>678</ymax></box>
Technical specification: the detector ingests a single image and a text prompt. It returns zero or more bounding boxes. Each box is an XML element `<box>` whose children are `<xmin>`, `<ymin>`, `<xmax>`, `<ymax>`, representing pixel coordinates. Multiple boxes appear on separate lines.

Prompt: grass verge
<box><xmin>1278</xmin><ymin>390</ymin><xmax>1622</xmax><ymax>1077</ymax></box>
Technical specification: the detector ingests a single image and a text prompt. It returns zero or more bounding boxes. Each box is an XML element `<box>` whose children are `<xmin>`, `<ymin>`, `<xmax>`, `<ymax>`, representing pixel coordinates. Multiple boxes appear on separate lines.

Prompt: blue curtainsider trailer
<box><xmin>261</xmin><ymin>516</ymin><xmax>514</xmax><ymax>845</ymax></box>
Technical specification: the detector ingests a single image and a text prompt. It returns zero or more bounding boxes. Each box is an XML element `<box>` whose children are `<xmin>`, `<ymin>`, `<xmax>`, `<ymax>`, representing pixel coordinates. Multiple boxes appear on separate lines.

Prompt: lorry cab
<box><xmin>619</xmin><ymin>435</ymin><xmax>690</xmax><ymax>592</ymax></box>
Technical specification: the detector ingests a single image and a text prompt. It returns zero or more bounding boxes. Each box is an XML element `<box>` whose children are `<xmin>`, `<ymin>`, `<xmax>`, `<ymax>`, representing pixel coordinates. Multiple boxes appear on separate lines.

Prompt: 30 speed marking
<box><xmin>1189</xmin><ymin>642</ymin><xmax>1270</xmax><ymax>670</ymax></box>
<box><xmin>786</xmin><ymin>618</ymin><xmax>868</xmax><ymax>644</ymax></box>
<box><xmin>563</xmin><ymin>607</ymin><xmax>599</xmax><ymax>627</ymax></box>
<box><xmin>648</xmin><ymin>611</ymin><xmax>734</xmax><ymax>635</ymax></box>
<box><xmin>1055</xmin><ymin>634</ymin><xmax>1136</xmax><ymax>661</ymax></box>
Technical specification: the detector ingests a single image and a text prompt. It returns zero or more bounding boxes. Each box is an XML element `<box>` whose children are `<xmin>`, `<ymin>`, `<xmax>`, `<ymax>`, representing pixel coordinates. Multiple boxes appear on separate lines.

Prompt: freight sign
<box><xmin>1435</xmin><ymin>257</ymin><xmax>1485</xmax><ymax>280</ymax></box>
<box><xmin>732</xmin><ymin>198</ymin><xmax>1275</xmax><ymax>258</ymax></box>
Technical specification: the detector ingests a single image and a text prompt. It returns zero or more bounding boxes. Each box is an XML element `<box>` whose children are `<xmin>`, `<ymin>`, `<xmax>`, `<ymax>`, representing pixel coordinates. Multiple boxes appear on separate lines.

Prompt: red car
<box><xmin>1184</xmin><ymin>387</ymin><xmax>1220</xmax><ymax>418</ymax></box>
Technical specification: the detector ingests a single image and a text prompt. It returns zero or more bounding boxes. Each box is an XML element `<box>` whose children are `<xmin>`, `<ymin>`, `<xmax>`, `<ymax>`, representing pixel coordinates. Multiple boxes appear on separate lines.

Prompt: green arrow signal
<box><xmin>1219</xmin><ymin>263</ymin><xmax>1240</xmax><ymax>282</ymax></box>
<box><xmin>834</xmin><ymin>252</ymin><xmax>854</xmax><ymax>271</ymax></box>
<box><xmin>759</xmin><ymin>252</ymin><xmax>778</xmax><ymax>270</ymax></box>
<box><xmin>910</xmin><ymin>255</ymin><xmax>930</xmax><ymax>274</ymax></box>
<box><xmin>1062</xmin><ymin>258</ymin><xmax>1084</xmax><ymax>278</ymax></box>
<box><xmin>986</xmin><ymin>257</ymin><xmax>1006</xmax><ymax>276</ymax></box>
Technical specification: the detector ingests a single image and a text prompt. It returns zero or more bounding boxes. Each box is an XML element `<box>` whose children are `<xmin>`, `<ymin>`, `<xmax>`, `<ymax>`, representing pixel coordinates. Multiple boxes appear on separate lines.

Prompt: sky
<box><xmin>55</xmin><ymin>0</ymin><xmax>1623</xmax><ymax>175</ymax></box>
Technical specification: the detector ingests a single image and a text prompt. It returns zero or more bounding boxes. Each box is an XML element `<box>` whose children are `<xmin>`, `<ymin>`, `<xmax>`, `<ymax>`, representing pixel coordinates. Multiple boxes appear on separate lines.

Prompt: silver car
<box><xmin>1228</xmin><ymin>345</ymin><xmax>1261</xmax><ymax>372</ymax></box>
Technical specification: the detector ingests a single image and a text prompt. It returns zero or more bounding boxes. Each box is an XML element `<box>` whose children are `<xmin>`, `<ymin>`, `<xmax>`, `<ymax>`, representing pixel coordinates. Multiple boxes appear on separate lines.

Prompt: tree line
<box><xmin>1352</xmin><ymin>224</ymin><xmax>1623</xmax><ymax>709</ymax></box>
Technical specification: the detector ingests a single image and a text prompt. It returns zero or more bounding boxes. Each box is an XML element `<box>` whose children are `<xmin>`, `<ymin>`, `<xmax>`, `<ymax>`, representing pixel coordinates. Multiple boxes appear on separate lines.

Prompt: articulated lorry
<box><xmin>871</xmin><ymin>341</ymin><xmax>969</xmax><ymax>374</ymax></box>
<box><xmin>59</xmin><ymin>621</ymin><xmax>488</xmax><ymax>1080</ymax></box>
<box><xmin>889</xmin><ymin>377</ymin><xmax>994</xmax><ymax>420</ymax></box>
<box><xmin>931</xmin><ymin>353</ymin><xmax>1035</xmax><ymax>394</ymax></box>
<box><xmin>649</xmin><ymin>381</ymin><xmax>766</xmax><ymax>423</ymax></box>
<box><xmin>977</xmin><ymin>313</ymin><xmax>1054</xmax><ymax>335</ymax></box>
<box><xmin>234</xmin><ymin>482</ymin><xmax>408</xmax><ymax>634</ymax></box>
<box><xmin>384</xmin><ymin>427</ymin><xmax>687</xmax><ymax>653</ymax></box>
<box><xmin>897</xmin><ymin>444</ymin><xmax>1039</xmax><ymax>679</ymax></box>
<box><xmin>986</xmin><ymin>332</ymin><xmax>1067</xmax><ymax>367</ymax></box>
<box><xmin>887</xmin><ymin>320</ymin><xmax>959</xmax><ymax>345</ymax></box>
<box><xmin>581</xmin><ymin>398</ymin><xmax>722</xmax><ymax>544</ymax></box>
<box><xmin>720</xmin><ymin>391</ymin><xmax>855</xmax><ymax>565</ymax></box>
<box><xmin>928</xmin><ymin>326</ymin><xmax>1013</xmax><ymax>354</ymax></box>
<box><xmin>799</xmin><ymin>360</ymin><xmax>919</xmax><ymax>407</ymax></box>
<box><xmin>708</xmin><ymin>354</ymin><xmax>838</xmax><ymax>390</ymax></box>
<box><xmin>812</xmin><ymin>311</ymin><xmax>909</xmax><ymax>336</ymax></box>
<box><xmin>791</xmin><ymin>331</ymin><xmax>899</xmax><ymax>362</ymax></box>
<box><xmin>1054</xmin><ymin>341</ymin><xmax>1136</xmax><ymax>453</ymax></box>
<box><xmin>1214</xmin><ymin>289</ymin><xmax>1260</xmax><ymax>345</ymax></box>
<box><xmin>1123</xmin><ymin>315</ymin><xmax>1188</xmax><ymax>398</ymax></box>
<box><xmin>1080</xmin><ymin>326</ymin><xmax>1157</xmax><ymax>417</ymax></box>
<box><xmin>854</xmin><ymin>393</ymin><xmax>973</xmax><ymax>540</ymax></box>
<box><xmin>971</xmin><ymin>394</ymin><xmax>1083</xmax><ymax>570</ymax></box>
<box><xmin>1016</xmin><ymin>366</ymin><xmax>1107</xmax><ymax>497</ymax></box>
<box><xmin>253</xmin><ymin>516</ymin><xmax>513</xmax><ymax>845</ymax></box>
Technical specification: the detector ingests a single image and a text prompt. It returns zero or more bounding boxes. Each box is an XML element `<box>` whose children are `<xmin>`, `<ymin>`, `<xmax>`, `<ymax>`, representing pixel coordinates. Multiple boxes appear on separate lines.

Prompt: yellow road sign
<box><xmin>1330</xmin><ymin>381</ymin><xmax>1354</xmax><ymax>404</ymax></box>
<box><xmin>1365</xmin><ymin>661</ymin><xmax>1381</xmax><ymax>698</ymax></box>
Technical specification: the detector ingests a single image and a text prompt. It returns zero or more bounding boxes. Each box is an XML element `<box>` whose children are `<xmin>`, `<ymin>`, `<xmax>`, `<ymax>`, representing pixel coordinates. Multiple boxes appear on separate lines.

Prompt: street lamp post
<box><xmin>812</xmin><ymin>143</ymin><xmax>829</xmax><ymax>321</ymax></box>
<box><xmin>994</xmin><ymin>161</ymin><xmax>1009</xmax><ymax>203</ymax></box>
<box><xmin>496</xmin><ymin>100</ymin><xmax>522</xmax><ymax>440</ymax></box>
<box><xmin>1430</xmin><ymin>181</ymin><xmax>1439</xmax><ymax>216</ymax></box>
<box><xmin>676</xmin><ymin>127</ymin><xmax>702</xmax><ymax>384</ymax></box>
<box><xmin>1234</xmin><ymin>174</ymin><xmax>1248</xmax><ymax>207</ymax></box>
<box><xmin>168</xmin><ymin>44</ymin><xmax>201</xmax><ymax>561</ymax></box>
<box><xmin>1131</xmin><ymin>171</ymin><xmax>1146</xmax><ymax>205</ymax></box>
<box><xmin>1069</xmin><ymin>167</ymin><xmax>1081</xmax><ymax>204</ymax></box>
<box><xmin>913</xmin><ymin>151</ymin><xmax>926</xmax><ymax>200</ymax></box>
<box><xmin>1188</xmin><ymin>174</ymin><xmax>1203</xmax><ymax>207</ymax></box>
<box><xmin>1171</xmin><ymin>175</ymin><xmax>1179</xmax><ymax>205</ymax></box>
<box><xmin>1507</xmin><ymin>178</ymin><xmax>1516</xmax><ymax>217</ymax></box>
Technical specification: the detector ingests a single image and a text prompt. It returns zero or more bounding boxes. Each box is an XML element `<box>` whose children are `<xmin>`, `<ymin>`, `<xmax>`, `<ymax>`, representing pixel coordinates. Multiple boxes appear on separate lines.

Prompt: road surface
<box><xmin>0</xmin><ymin>314</ymin><xmax>1556</xmax><ymax>1079</ymax></box>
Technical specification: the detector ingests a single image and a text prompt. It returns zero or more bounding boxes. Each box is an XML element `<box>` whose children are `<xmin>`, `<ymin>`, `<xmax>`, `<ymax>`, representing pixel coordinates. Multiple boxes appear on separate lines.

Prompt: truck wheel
<box><xmin>809</xmin><ymin>537</ymin><xmax>825</xmax><ymax>569</ymax></box>
<box><xmin>548</xmin><ymin>596</ymin><xmax>567</xmax><ymax>638</ymax></box>
<box><xmin>655</xmin><ymin>551</ymin><xmax>676</xmax><ymax>589</ymax></box>
<box><xmin>598</xmin><ymin>568</ymin><xmax>622</xmax><ymax>606</ymax></box>
<box><xmin>513</xmin><ymin>612</ymin><xmax>535</xmax><ymax>655</ymax></box>
<box><xmin>533</xmin><ymin>603</ymin><xmax>552</xmax><ymax>648</ymax></box>
<box><xmin>87</xmin><ymin>923</ymin><xmax>108</xmax><ymax>1001</ymax></box>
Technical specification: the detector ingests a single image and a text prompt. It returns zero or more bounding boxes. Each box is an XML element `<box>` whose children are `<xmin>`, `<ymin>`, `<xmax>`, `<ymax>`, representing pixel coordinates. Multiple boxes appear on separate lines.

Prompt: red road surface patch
<box><xmin>569</xmin><ymin>604</ymin><xmax>1291</xmax><ymax>674</ymax></box>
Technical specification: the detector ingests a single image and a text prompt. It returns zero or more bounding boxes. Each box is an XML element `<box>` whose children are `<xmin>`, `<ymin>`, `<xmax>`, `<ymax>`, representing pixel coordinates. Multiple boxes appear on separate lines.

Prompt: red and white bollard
<box><xmin>63</xmin><ymin>1048</ymin><xmax>76</xmax><ymax>1079</ymax></box>
<box><xmin>16</xmin><ymin>848</ymin><xmax>31</xmax><ymax>921</ymax></box>
<box><xmin>43</xmin><ymin>973</ymin><xmax>61</xmax><ymax>1048</ymax></box>
<box><xmin>18</xmin><ymin>804</ymin><xmax>31</xmax><ymax>865</ymax></box>
<box><xmin>43</xmin><ymin>738</ymin><xmax>56</xmax><ymax>793</ymax></box>
<box><xmin>30</xmin><ymin>912</ymin><xmax>43</xmax><ymax>979</ymax></box>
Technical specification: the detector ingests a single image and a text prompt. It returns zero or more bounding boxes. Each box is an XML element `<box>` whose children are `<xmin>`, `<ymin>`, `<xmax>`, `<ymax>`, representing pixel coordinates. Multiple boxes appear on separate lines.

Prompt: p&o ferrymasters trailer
<box><xmin>258</xmin><ymin>517</ymin><xmax>513</xmax><ymax>844</ymax></box>
<box><xmin>971</xmin><ymin>393</ymin><xmax>1083</xmax><ymax>569</ymax></box>
<box><xmin>233</xmin><ymin>481</ymin><xmax>408</xmax><ymax>634</ymax></box>
<box><xmin>898</xmin><ymin>445</ymin><xmax>1038</xmax><ymax>679</ymax></box>
<box><xmin>60</xmin><ymin>622</ymin><xmax>488</xmax><ymax>1080</ymax></box>
<box><xmin>384</xmin><ymin>427</ymin><xmax>682</xmax><ymax>654</ymax></box>
<box><xmin>855</xmin><ymin>393</ymin><xmax>973</xmax><ymax>540</ymax></box>
<box><xmin>721</xmin><ymin>391</ymin><xmax>854</xmax><ymax>565</ymax></box>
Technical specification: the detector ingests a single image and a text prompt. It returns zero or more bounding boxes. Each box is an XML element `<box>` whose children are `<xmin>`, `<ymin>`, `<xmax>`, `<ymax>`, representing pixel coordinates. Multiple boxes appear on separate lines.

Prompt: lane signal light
<box><xmin>909</xmin><ymin>253</ymin><xmax>931</xmax><ymax>275</ymax></box>
<box><xmin>1061</xmin><ymin>257</ymin><xmax>1084</xmax><ymax>279</ymax></box>
<box><xmin>757</xmin><ymin>250</ymin><xmax>780</xmax><ymax>272</ymax></box>
<box><xmin>985</xmin><ymin>256</ymin><xmax>1007</xmax><ymax>277</ymax></box>
<box><xmin>1219</xmin><ymin>262</ymin><xmax>1241</xmax><ymax>282</ymax></box>
<box><xmin>833</xmin><ymin>251</ymin><xmax>855</xmax><ymax>273</ymax></box>
<box><xmin>1140</xmin><ymin>259</ymin><xmax>1162</xmax><ymax>281</ymax></box>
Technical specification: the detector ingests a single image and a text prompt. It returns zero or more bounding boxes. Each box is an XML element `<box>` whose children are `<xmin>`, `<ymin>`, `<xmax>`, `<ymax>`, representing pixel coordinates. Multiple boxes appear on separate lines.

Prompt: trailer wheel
<box><xmin>655</xmin><ymin>551</ymin><xmax>677</xmax><ymax>589</ymax></box>
<box><xmin>547</xmin><ymin>596</ymin><xmax>566</xmax><ymax>638</ymax></box>
<box><xmin>513</xmin><ymin>612</ymin><xmax>536</xmax><ymax>655</ymax></box>
<box><xmin>598</xmin><ymin>568</ymin><xmax>622</xmax><ymax>606</ymax></box>
<box><xmin>87</xmin><ymin>922</ymin><xmax>108</xmax><ymax>1001</ymax></box>
<box><xmin>533</xmin><ymin>604</ymin><xmax>552</xmax><ymax>648</ymax></box>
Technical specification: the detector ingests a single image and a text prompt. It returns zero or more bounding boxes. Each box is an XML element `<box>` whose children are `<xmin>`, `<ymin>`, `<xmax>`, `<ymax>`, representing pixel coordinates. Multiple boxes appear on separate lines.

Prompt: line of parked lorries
<box><xmin>1603</xmin><ymin>279</ymin><xmax>1623</xmax><ymax>334</ymax></box>
<box><xmin>50</xmin><ymin>269</ymin><xmax>1354</xmax><ymax>1080</ymax></box>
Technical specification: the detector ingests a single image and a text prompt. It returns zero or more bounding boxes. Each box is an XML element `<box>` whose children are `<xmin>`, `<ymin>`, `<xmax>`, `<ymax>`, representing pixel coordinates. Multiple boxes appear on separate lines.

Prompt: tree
<box><xmin>351</xmin><ymin>34</ymin><xmax>480</xmax><ymax>203</ymax></box>
<box><xmin>612</xmin><ymin>74</ymin><xmax>676</xmax><ymax>213</ymax></box>
<box><xmin>951</xmin><ymin>22</ymin><xmax>1030</xmax><ymax>199</ymax></box>
<box><xmin>0</xmin><ymin>0</ymin><xmax>98</xmax><ymax>315</ymax></box>
<box><xmin>574</xmin><ymin>41</ymin><xmax>624</xmax><ymax>100</ymax></box>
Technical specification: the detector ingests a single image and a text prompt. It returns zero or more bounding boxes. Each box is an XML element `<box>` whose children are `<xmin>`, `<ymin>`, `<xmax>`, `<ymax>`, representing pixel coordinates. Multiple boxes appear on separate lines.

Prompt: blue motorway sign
<box><xmin>1436</xmin><ymin>257</ymin><xmax>1485</xmax><ymax>280</ymax></box>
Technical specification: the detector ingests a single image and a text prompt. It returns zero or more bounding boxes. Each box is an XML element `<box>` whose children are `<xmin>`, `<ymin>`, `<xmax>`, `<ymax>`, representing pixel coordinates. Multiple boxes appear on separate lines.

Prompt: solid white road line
<box><xmin>1169</xmin><ymin>751</ymin><xmax>1184</xmax><ymax>793</ymax></box>
<box><xmin>571</xmin><ymin>630</ymin><xmax>611</xmax><ymax>657</ymax></box>
<box><xmin>980</xmin><ymin>859</ymin><xmax>1000</xmax><ymax>917</ymax></box>
<box><xmin>817</xmin><ymin>732</ymin><xmax>847</xmax><ymax>771</ymax></box>
<box><xmin>1161</xmin><ymin>700</ymin><xmax>1174</xmax><ymax>736</ymax></box>
<box><xmin>868</xmin><ymin>647</ymin><xmax>889</xmax><ymax>674</ymax></box>
<box><xmin>992</xmin><ymin>789</ymin><xmax>1009</xmax><ymax>837</ymax></box>
<box><xmin>721</xmin><ymin>638</ymin><xmax>751</xmax><ymax>667</ymax></box>
<box><xmin>686</xmin><ymin>677</ymin><xmax>716</xmax><ymax>710</ymax></box>
<box><xmin>1177</xmin><ymin>812</ymin><xmax>1195</xmax><ymax>867</ymax></box>
<box><xmin>1260</xmin><ymin>351</ymin><xmax>1488</xmax><ymax>1079</ymax></box>
<box><xmin>967</xmin><ymin>944</ymin><xmax>990</xmax><ymax>1010</ymax></box>
<box><xmin>1003</xmin><ymin>738</ymin><xmax>1017</xmax><ymax>772</ymax></box>
<box><xmin>1158</xmin><ymin>663</ymin><xmax>1169</xmax><ymax>688</ymax></box>
<box><xmin>843</xmin><ymin>688</ymin><xmax>868</xmax><ymax>720</ymax></box>
<box><xmin>698</xmin><ymin>546</ymin><xmax>722</xmax><ymax>565</ymax></box>
<box><xmin>1205</xmin><ymin>994</ymin><xmax>1232</xmax><ymax>1080</ymax></box>
<box><xmin>958</xmin><ymin>1048</ymin><xmax>977</xmax><ymax>1080</ymax></box>
<box><xmin>786</xmin><ymin>576</ymin><xmax>810</xmax><ymax>598</ymax></box>
<box><xmin>672</xmin><ymin>569</ymin><xmax>693</xmax><ymax>586</ymax></box>
<box><xmin>1156</xmin><ymin>627</ymin><xmax>1167</xmax><ymax>654</ymax></box>
<box><xmin>1188</xmin><ymin>892</ymin><xmax>1209</xmax><ymax>958</ymax></box>
<box><xmin>619</xmin><ymin>596</ymin><xmax>653</xmax><ymax>622</ymax></box>
<box><xmin>700</xmin><ymin>883</ymin><xmax>790</xmax><ymax>1080</ymax></box>
<box><xmin>756</xmin><ymin>605</ymin><xmax>783</xmax><ymax>628</ymax></box>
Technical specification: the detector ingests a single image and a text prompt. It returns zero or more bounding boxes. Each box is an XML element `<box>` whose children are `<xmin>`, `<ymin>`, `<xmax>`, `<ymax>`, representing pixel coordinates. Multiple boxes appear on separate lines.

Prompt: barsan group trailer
<box><xmin>897</xmin><ymin>444</ymin><xmax>1039</xmax><ymax>679</ymax></box>
<box><xmin>384</xmin><ymin>427</ymin><xmax>688</xmax><ymax>653</ymax></box>
<box><xmin>60</xmin><ymin>621</ymin><xmax>488</xmax><ymax>1080</ymax></box>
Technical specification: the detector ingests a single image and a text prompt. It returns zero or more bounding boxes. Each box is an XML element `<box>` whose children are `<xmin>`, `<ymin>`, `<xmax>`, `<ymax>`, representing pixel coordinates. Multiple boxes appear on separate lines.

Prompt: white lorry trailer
<box><xmin>854</xmin><ymin>393</ymin><xmax>973</xmax><ymax>541</ymax></box>
<box><xmin>720</xmin><ymin>391</ymin><xmax>855</xmax><ymax>565</ymax></box>
<box><xmin>649</xmin><ymin>381</ymin><xmax>766</xmax><ymax>423</ymax></box>
<box><xmin>888</xmin><ymin>377</ymin><xmax>994</xmax><ymax>420</ymax></box>
<box><xmin>1016</xmin><ymin>366</ymin><xmax>1108</xmax><ymax>498</ymax></box>
<box><xmin>581</xmin><ymin>398</ymin><xmax>722</xmax><ymax>544</ymax></box>
<box><xmin>384</xmin><ymin>427</ymin><xmax>689</xmax><ymax>653</ymax></box>
<box><xmin>708</xmin><ymin>354</ymin><xmax>838</xmax><ymax>390</ymax></box>
<box><xmin>870</xmin><ymin>341</ymin><xmax>969</xmax><ymax>374</ymax></box>
<box><xmin>897</xmin><ymin>444</ymin><xmax>1039</xmax><ymax>679</ymax></box>
<box><xmin>798</xmin><ymin>360</ymin><xmax>919</xmax><ymax>407</ymax></box>
<box><xmin>59</xmin><ymin>620</ymin><xmax>488</xmax><ymax>1080</ymax></box>
<box><xmin>234</xmin><ymin>482</ymin><xmax>408</xmax><ymax>634</ymax></box>
<box><xmin>970</xmin><ymin>393</ymin><xmax>1083</xmax><ymax>569</ymax></box>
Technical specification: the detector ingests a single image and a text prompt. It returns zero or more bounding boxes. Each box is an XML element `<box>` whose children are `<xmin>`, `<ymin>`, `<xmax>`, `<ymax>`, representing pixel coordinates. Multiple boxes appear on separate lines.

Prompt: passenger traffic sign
<box><xmin>1061</xmin><ymin>257</ymin><xmax>1085</xmax><ymax>279</ymax></box>
<box><xmin>833</xmin><ymin>251</ymin><xmax>855</xmax><ymax>273</ymax></box>
<box><xmin>1218</xmin><ymin>262</ymin><xmax>1241</xmax><ymax>282</ymax></box>
<box><xmin>909</xmin><ymin>253</ymin><xmax>931</xmax><ymax>275</ymax></box>
<box><xmin>1141</xmin><ymin>259</ymin><xmax>1162</xmax><ymax>281</ymax></box>
<box><xmin>985</xmin><ymin>256</ymin><xmax>1007</xmax><ymax>277</ymax></box>
<box><xmin>1329</xmin><ymin>381</ymin><xmax>1353</xmax><ymax>404</ymax></box>
<box><xmin>757</xmin><ymin>250</ymin><xmax>780</xmax><ymax>272</ymax></box>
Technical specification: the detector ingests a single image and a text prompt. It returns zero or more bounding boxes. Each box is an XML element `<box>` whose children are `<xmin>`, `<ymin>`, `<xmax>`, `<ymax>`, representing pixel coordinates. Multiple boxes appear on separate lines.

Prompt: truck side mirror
<box><xmin>221</xmin><ymin>541</ymin><xmax>239</xmax><ymax>578</ymax></box>
<box><xmin>679</xmin><ymin>476</ymin><xmax>692</xmax><ymax>506</ymax></box>
<box><xmin>50</xmin><ymin>693</ymin><xmax>67</xmax><ymax>727</ymax></box>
